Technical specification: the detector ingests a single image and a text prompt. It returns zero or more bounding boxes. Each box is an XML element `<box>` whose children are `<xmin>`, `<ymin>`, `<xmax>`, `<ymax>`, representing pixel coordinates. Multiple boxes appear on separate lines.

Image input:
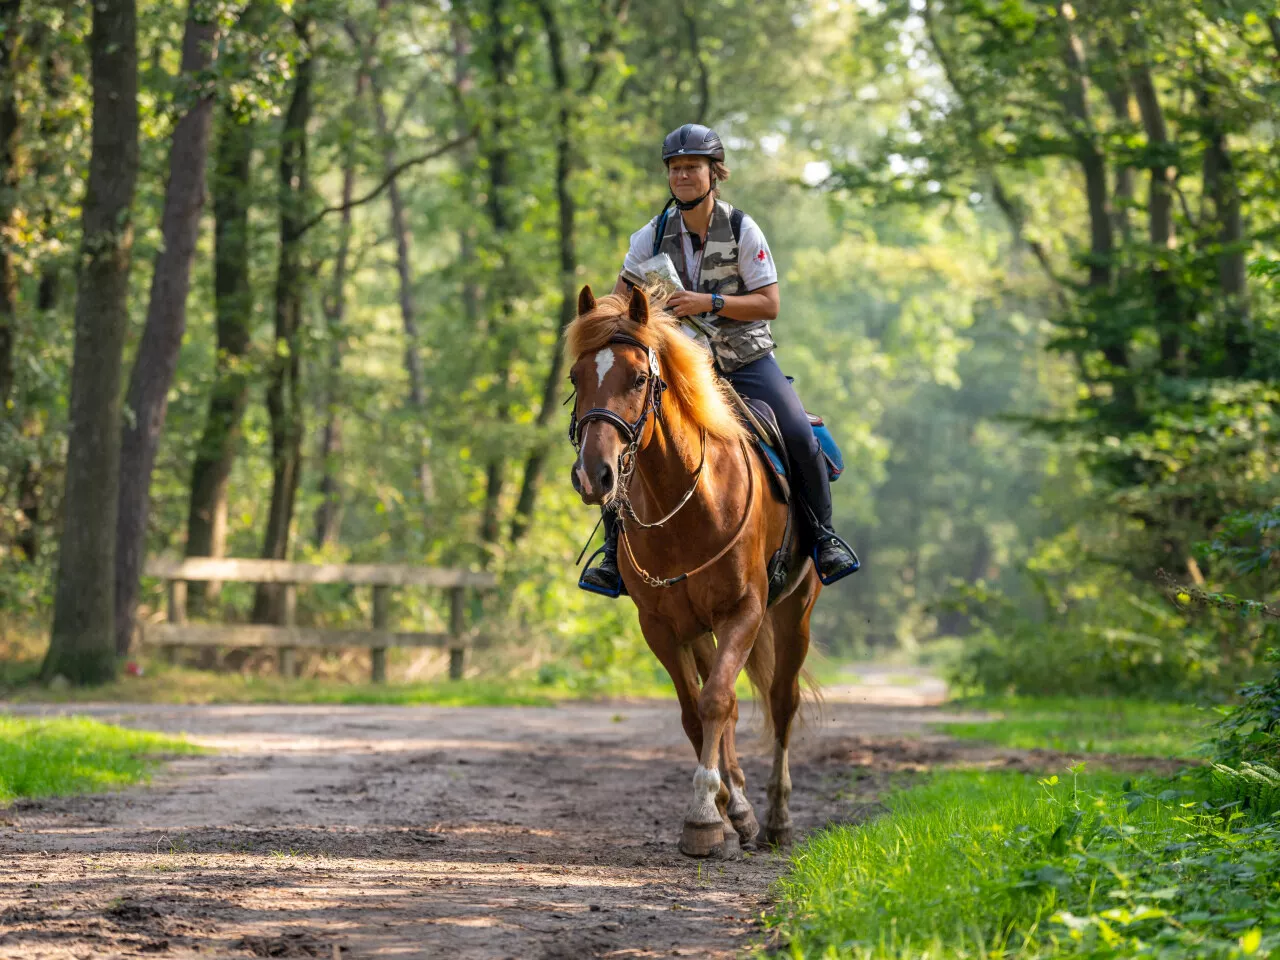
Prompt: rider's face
<box><xmin>667</xmin><ymin>157</ymin><xmax>712</xmax><ymax>203</ymax></box>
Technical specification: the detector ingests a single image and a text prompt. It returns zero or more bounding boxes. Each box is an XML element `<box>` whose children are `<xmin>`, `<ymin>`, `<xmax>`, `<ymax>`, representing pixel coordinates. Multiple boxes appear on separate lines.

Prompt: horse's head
<box><xmin>568</xmin><ymin>284</ymin><xmax>664</xmax><ymax>505</ymax></box>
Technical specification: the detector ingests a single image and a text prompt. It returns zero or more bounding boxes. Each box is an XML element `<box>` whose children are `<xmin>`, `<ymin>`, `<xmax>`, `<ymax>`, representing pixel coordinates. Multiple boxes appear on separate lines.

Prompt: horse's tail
<box><xmin>745</xmin><ymin>617</ymin><xmax>776</xmax><ymax>741</ymax></box>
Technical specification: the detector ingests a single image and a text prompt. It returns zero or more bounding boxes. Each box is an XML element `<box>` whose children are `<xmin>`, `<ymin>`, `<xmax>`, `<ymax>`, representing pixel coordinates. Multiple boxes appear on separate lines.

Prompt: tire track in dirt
<box><xmin>1</xmin><ymin>695</ymin><xmax>979</xmax><ymax>959</ymax></box>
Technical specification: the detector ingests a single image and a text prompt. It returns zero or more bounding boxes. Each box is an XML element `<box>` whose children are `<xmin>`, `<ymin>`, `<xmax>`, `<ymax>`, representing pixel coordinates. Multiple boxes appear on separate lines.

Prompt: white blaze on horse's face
<box><xmin>594</xmin><ymin>347</ymin><xmax>615</xmax><ymax>388</ymax></box>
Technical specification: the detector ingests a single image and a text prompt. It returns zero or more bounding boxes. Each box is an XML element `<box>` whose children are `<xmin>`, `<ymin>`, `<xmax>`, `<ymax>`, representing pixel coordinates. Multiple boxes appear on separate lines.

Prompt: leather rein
<box><xmin>570</xmin><ymin>334</ymin><xmax>756</xmax><ymax>589</ymax></box>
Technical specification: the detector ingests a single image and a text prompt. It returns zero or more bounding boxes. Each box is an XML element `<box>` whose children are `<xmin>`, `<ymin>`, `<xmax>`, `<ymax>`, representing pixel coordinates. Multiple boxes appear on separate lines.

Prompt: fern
<box><xmin>1211</xmin><ymin>760</ymin><xmax>1280</xmax><ymax>815</ymax></box>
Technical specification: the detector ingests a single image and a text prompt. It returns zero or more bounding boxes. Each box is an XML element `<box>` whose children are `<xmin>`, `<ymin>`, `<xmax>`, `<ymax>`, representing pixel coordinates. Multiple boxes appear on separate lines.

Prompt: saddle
<box><xmin>733</xmin><ymin>395</ymin><xmax>844</xmax><ymax>506</ymax></box>
<box><xmin>729</xmin><ymin>390</ymin><xmax>845</xmax><ymax>605</ymax></box>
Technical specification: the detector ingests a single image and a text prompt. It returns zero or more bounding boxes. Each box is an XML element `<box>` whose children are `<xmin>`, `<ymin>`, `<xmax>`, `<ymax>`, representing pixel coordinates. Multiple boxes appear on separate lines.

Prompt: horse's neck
<box><xmin>632</xmin><ymin>417</ymin><xmax>737</xmax><ymax>521</ymax></box>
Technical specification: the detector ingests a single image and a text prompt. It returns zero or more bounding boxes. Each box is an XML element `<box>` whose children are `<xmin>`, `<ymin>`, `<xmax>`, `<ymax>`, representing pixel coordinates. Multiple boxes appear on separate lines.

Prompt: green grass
<box><xmin>0</xmin><ymin>715</ymin><xmax>201</xmax><ymax>803</ymax></box>
<box><xmin>0</xmin><ymin>659</ymin><xmax>686</xmax><ymax>706</ymax></box>
<box><xmin>938</xmin><ymin>696</ymin><xmax>1213</xmax><ymax>759</ymax></box>
<box><xmin>767</xmin><ymin>768</ymin><xmax>1280</xmax><ymax>958</ymax></box>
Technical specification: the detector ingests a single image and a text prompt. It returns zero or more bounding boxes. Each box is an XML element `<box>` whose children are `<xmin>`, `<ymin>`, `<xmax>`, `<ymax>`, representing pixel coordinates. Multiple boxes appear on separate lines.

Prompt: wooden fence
<box><xmin>141</xmin><ymin>557</ymin><xmax>497</xmax><ymax>682</ymax></box>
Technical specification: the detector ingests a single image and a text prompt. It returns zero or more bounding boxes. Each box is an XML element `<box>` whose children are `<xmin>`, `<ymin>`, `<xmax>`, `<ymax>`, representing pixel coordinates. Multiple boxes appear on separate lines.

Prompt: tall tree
<box><xmin>477</xmin><ymin>0</ymin><xmax>520</xmax><ymax>549</ymax></box>
<box><xmin>312</xmin><ymin>60</ymin><xmax>364</xmax><ymax>548</ymax></box>
<box><xmin>252</xmin><ymin>14</ymin><xmax>313</xmax><ymax>623</ymax></box>
<box><xmin>362</xmin><ymin>9</ymin><xmax>434</xmax><ymax>510</ymax></box>
<box><xmin>185</xmin><ymin>101</ymin><xmax>254</xmax><ymax>607</ymax></box>
<box><xmin>510</xmin><ymin>0</ymin><xmax>625</xmax><ymax>542</ymax></box>
<box><xmin>0</xmin><ymin>0</ymin><xmax>20</xmax><ymax>412</ymax></box>
<box><xmin>114</xmin><ymin>0</ymin><xmax>220</xmax><ymax>653</ymax></box>
<box><xmin>42</xmin><ymin>0</ymin><xmax>138</xmax><ymax>684</ymax></box>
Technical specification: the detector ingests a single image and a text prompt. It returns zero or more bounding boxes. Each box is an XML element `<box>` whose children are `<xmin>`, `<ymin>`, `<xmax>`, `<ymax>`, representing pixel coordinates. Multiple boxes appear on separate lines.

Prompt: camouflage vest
<box><xmin>657</xmin><ymin>199</ymin><xmax>777</xmax><ymax>373</ymax></box>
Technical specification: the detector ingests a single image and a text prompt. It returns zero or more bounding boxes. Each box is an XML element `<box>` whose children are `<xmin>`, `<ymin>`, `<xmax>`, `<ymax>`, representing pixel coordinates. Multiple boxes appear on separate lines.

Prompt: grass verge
<box><xmin>767</xmin><ymin>767</ymin><xmax>1280</xmax><ymax>958</ymax></box>
<box><xmin>938</xmin><ymin>696</ymin><xmax>1212</xmax><ymax>759</ymax></box>
<box><xmin>0</xmin><ymin>715</ymin><xmax>201</xmax><ymax>803</ymax></box>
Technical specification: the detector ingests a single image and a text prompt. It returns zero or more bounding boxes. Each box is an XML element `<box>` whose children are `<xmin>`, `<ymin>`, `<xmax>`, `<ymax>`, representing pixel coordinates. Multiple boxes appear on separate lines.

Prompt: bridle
<box><xmin>568</xmin><ymin>334</ymin><xmax>666</xmax><ymax>458</ymax></box>
<box><xmin>569</xmin><ymin>333</ymin><xmax>756</xmax><ymax>588</ymax></box>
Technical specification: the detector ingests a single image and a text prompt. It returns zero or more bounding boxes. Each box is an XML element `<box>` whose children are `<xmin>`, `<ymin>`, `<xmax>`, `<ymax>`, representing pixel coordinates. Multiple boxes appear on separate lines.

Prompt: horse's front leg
<box><xmin>720</xmin><ymin>698</ymin><xmax>759</xmax><ymax>846</ymax></box>
<box><xmin>680</xmin><ymin>600</ymin><xmax>763</xmax><ymax>858</ymax></box>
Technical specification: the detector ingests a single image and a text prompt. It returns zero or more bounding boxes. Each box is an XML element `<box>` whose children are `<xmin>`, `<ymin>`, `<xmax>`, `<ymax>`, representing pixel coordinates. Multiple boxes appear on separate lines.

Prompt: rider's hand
<box><xmin>667</xmin><ymin>291</ymin><xmax>713</xmax><ymax>318</ymax></box>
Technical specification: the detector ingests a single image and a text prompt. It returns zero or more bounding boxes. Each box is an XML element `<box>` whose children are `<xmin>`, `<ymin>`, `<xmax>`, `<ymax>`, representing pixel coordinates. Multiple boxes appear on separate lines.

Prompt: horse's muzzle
<box><xmin>571</xmin><ymin>457</ymin><xmax>615</xmax><ymax>505</ymax></box>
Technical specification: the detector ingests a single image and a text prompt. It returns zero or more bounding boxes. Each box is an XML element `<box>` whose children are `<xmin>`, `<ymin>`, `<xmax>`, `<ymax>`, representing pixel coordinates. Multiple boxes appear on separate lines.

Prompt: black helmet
<box><xmin>662</xmin><ymin>123</ymin><xmax>724</xmax><ymax>163</ymax></box>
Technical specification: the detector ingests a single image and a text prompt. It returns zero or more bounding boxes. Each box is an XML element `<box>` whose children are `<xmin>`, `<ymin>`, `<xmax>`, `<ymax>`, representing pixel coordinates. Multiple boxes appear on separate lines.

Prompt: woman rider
<box><xmin>580</xmin><ymin>123</ymin><xmax>859</xmax><ymax>595</ymax></box>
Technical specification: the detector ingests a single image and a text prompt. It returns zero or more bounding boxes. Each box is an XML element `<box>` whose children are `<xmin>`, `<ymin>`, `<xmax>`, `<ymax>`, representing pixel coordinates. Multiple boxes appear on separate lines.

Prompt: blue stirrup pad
<box><xmin>759</xmin><ymin>423</ymin><xmax>843</xmax><ymax>484</ymax></box>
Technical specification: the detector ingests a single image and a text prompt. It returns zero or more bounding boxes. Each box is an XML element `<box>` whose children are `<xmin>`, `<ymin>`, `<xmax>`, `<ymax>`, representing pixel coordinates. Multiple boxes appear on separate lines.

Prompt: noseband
<box><xmin>568</xmin><ymin>334</ymin><xmax>667</xmax><ymax>452</ymax></box>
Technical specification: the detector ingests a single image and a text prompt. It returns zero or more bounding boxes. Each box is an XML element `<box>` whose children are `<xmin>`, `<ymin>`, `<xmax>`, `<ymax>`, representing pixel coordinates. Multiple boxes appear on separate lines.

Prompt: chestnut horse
<box><xmin>567</xmin><ymin>283</ymin><xmax>820</xmax><ymax>857</ymax></box>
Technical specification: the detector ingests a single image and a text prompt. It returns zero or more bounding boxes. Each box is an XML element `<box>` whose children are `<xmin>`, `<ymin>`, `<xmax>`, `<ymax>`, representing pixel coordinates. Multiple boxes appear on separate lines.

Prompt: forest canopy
<box><xmin>0</xmin><ymin>0</ymin><xmax>1277</xmax><ymax>693</ymax></box>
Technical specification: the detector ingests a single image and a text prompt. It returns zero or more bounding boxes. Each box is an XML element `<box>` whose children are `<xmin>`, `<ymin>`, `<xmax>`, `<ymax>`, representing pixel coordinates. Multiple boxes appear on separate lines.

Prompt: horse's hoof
<box><xmin>760</xmin><ymin>822</ymin><xmax>794</xmax><ymax>849</ymax></box>
<box><xmin>680</xmin><ymin>820</ymin><xmax>726</xmax><ymax>858</ymax></box>
<box><xmin>716</xmin><ymin>828</ymin><xmax>742</xmax><ymax>861</ymax></box>
<box><xmin>730</xmin><ymin>808</ymin><xmax>760</xmax><ymax>847</ymax></box>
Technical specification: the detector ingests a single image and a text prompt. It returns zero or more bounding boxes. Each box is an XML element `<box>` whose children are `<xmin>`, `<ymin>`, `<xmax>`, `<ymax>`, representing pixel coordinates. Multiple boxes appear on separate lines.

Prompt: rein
<box><xmin>619</xmin><ymin>439</ymin><xmax>756</xmax><ymax>589</ymax></box>
<box><xmin>571</xmin><ymin>333</ymin><xmax>755</xmax><ymax>589</ymax></box>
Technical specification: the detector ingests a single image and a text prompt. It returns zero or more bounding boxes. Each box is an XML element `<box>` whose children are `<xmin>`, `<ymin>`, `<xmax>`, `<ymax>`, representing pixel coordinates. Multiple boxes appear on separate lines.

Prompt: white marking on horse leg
<box><xmin>687</xmin><ymin>764</ymin><xmax>721</xmax><ymax>825</ymax></box>
<box><xmin>594</xmin><ymin>347</ymin><xmax>615</xmax><ymax>387</ymax></box>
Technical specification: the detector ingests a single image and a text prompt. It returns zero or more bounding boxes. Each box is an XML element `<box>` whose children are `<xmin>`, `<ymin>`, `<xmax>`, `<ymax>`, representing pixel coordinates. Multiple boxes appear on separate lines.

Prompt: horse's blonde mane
<box><xmin>565</xmin><ymin>288</ymin><xmax>747</xmax><ymax>446</ymax></box>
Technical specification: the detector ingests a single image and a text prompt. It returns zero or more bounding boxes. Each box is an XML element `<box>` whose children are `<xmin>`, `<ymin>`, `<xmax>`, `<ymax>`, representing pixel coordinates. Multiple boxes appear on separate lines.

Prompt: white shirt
<box><xmin>620</xmin><ymin>208</ymin><xmax>779</xmax><ymax>292</ymax></box>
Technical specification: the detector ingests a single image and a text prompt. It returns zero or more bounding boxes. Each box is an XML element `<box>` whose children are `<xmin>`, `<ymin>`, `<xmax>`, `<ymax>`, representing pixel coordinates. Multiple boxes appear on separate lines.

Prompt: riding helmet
<box><xmin>662</xmin><ymin>123</ymin><xmax>725</xmax><ymax>163</ymax></box>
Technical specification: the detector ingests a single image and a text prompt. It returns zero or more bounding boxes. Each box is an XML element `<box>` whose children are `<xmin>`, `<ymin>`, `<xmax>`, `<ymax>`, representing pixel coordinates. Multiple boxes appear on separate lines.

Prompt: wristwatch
<box><xmin>710</xmin><ymin>293</ymin><xmax>725</xmax><ymax>314</ymax></box>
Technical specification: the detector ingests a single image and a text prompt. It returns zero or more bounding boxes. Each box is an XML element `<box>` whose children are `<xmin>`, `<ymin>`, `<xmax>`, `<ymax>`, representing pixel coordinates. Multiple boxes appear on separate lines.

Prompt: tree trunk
<box><xmin>1203</xmin><ymin>121</ymin><xmax>1249</xmax><ymax>374</ymax></box>
<box><xmin>312</xmin><ymin>67</ymin><xmax>364</xmax><ymax>549</ymax></box>
<box><xmin>368</xmin><ymin>56</ymin><xmax>434</xmax><ymax>508</ymax></box>
<box><xmin>511</xmin><ymin>0</ymin><xmax>576</xmax><ymax>543</ymax></box>
<box><xmin>1128</xmin><ymin>53</ymin><xmax>1182</xmax><ymax>369</ymax></box>
<box><xmin>31</xmin><ymin>13</ymin><xmax>72</xmax><ymax>318</ymax></box>
<box><xmin>185</xmin><ymin>104</ymin><xmax>253</xmax><ymax>609</ymax></box>
<box><xmin>252</xmin><ymin>17</ymin><xmax>312</xmax><ymax>624</ymax></box>
<box><xmin>0</xmin><ymin>0</ymin><xmax>20</xmax><ymax>412</ymax></box>
<box><xmin>42</xmin><ymin>0</ymin><xmax>139</xmax><ymax>685</ymax></box>
<box><xmin>114</xmin><ymin>1</ymin><xmax>220</xmax><ymax>654</ymax></box>
<box><xmin>1056</xmin><ymin>8</ymin><xmax>1133</xmax><ymax>411</ymax></box>
<box><xmin>478</xmin><ymin>0</ymin><xmax>518</xmax><ymax>549</ymax></box>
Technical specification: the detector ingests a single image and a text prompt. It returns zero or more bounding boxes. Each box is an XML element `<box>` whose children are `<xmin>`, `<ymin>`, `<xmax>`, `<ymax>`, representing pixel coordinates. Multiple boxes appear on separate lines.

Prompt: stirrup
<box><xmin>813</xmin><ymin>533</ymin><xmax>860</xmax><ymax>586</ymax></box>
<box><xmin>578</xmin><ymin>546</ymin><xmax>625</xmax><ymax>598</ymax></box>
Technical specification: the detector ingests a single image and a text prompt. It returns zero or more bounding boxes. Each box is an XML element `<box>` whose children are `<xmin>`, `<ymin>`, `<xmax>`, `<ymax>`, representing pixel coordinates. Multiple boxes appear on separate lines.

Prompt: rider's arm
<box><xmin>667</xmin><ymin>284</ymin><xmax>778</xmax><ymax>321</ymax></box>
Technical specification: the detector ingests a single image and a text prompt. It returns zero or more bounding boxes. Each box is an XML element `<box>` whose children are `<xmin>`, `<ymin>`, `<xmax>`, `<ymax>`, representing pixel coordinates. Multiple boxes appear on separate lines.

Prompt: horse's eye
<box><xmin>633</xmin><ymin>373</ymin><xmax>648</xmax><ymax>391</ymax></box>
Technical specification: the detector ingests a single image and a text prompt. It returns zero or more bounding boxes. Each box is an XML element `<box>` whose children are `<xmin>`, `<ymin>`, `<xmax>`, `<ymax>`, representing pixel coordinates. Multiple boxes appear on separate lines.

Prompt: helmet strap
<box><xmin>671</xmin><ymin>180</ymin><xmax>716</xmax><ymax>212</ymax></box>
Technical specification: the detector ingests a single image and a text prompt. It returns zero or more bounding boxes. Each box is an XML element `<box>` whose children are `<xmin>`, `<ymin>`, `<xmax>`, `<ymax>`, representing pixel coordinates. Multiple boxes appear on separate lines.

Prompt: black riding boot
<box><xmin>579</xmin><ymin>510</ymin><xmax>625</xmax><ymax>597</ymax></box>
<box><xmin>790</xmin><ymin>440</ymin><xmax>860</xmax><ymax>586</ymax></box>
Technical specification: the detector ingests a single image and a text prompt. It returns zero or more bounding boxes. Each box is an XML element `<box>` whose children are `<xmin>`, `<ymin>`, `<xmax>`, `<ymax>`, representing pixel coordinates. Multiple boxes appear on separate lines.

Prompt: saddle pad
<box><xmin>740</xmin><ymin>397</ymin><xmax>791</xmax><ymax>504</ymax></box>
<box><xmin>742</xmin><ymin>397</ymin><xmax>844</xmax><ymax>490</ymax></box>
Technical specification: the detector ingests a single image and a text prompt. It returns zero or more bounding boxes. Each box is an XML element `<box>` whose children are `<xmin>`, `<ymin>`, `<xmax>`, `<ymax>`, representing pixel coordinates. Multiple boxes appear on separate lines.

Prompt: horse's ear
<box><xmin>628</xmin><ymin>285</ymin><xmax>649</xmax><ymax>325</ymax></box>
<box><xmin>577</xmin><ymin>284</ymin><xmax>596</xmax><ymax>316</ymax></box>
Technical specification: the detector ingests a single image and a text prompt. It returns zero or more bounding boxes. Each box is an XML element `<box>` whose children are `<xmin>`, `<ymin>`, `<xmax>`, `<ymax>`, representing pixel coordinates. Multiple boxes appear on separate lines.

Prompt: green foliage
<box><xmin>1211</xmin><ymin>648</ymin><xmax>1280</xmax><ymax>769</ymax></box>
<box><xmin>939</xmin><ymin>697</ymin><xmax>1209</xmax><ymax>759</ymax></box>
<box><xmin>0</xmin><ymin>715</ymin><xmax>200</xmax><ymax>803</ymax></box>
<box><xmin>767</xmin><ymin>768</ymin><xmax>1280</xmax><ymax>959</ymax></box>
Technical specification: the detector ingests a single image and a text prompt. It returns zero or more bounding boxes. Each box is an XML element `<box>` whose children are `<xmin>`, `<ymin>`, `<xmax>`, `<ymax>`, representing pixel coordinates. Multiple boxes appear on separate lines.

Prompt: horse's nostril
<box><xmin>596</xmin><ymin>461</ymin><xmax>614</xmax><ymax>493</ymax></box>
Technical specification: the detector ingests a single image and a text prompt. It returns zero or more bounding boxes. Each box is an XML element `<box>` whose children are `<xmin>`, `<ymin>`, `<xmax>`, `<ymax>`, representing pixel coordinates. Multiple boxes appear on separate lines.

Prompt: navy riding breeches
<box><xmin>725</xmin><ymin>353</ymin><xmax>833</xmax><ymax>526</ymax></box>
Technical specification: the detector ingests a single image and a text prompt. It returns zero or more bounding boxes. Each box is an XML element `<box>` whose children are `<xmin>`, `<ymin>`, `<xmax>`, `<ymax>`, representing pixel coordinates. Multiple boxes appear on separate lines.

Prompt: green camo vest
<box><xmin>657</xmin><ymin>199</ymin><xmax>777</xmax><ymax>373</ymax></box>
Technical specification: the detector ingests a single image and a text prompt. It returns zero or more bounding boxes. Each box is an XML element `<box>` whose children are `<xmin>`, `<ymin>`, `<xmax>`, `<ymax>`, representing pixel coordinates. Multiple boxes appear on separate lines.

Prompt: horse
<box><xmin>566</xmin><ymin>283</ymin><xmax>820</xmax><ymax>857</ymax></box>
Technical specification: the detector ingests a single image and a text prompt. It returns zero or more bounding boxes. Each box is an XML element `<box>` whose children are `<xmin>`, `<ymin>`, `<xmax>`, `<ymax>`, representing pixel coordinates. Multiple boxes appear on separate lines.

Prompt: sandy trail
<box><xmin>1</xmin><ymin>677</ymin><xmax>970</xmax><ymax>959</ymax></box>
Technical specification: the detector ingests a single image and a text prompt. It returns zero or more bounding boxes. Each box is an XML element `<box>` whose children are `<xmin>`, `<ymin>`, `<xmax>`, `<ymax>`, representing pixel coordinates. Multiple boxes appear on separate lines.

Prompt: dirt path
<box><xmin>1</xmin><ymin>685</ymin><xmax>976</xmax><ymax>959</ymax></box>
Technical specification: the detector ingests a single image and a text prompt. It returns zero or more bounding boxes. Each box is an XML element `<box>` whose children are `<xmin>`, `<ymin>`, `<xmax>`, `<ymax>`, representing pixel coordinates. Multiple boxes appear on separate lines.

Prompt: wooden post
<box><xmin>168</xmin><ymin>579</ymin><xmax>188</xmax><ymax>624</ymax></box>
<box><xmin>370</xmin><ymin>584</ymin><xmax>389</xmax><ymax>684</ymax></box>
<box><xmin>448</xmin><ymin>586</ymin><xmax>465</xmax><ymax>681</ymax></box>
<box><xmin>279</xmin><ymin>583</ymin><xmax>298</xmax><ymax>678</ymax></box>
<box><xmin>165</xmin><ymin>579</ymin><xmax>187</xmax><ymax>666</ymax></box>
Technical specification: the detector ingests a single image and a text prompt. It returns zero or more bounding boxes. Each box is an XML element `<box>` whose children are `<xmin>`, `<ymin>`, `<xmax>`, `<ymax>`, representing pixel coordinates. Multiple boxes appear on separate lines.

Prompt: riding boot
<box><xmin>790</xmin><ymin>443</ymin><xmax>860</xmax><ymax>586</ymax></box>
<box><xmin>579</xmin><ymin>511</ymin><xmax>626</xmax><ymax>597</ymax></box>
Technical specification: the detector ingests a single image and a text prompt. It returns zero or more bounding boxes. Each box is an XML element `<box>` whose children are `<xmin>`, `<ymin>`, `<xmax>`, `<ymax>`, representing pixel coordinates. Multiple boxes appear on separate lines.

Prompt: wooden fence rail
<box><xmin>141</xmin><ymin>557</ymin><xmax>496</xmax><ymax>682</ymax></box>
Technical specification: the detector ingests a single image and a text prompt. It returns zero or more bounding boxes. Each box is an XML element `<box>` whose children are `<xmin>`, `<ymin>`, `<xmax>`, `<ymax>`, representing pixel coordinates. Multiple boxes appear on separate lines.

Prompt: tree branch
<box><xmin>297</xmin><ymin>132</ymin><xmax>475</xmax><ymax>237</ymax></box>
